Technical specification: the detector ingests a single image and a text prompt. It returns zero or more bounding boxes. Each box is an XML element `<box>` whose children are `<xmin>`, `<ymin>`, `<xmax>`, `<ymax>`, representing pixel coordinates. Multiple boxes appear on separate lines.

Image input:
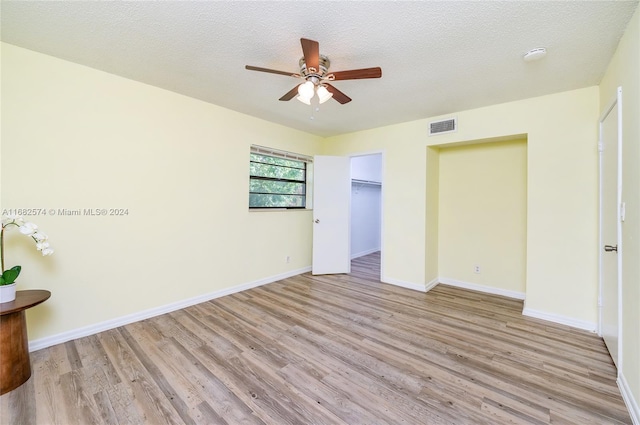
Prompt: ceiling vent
<box><xmin>429</xmin><ymin>117</ymin><xmax>457</xmax><ymax>136</ymax></box>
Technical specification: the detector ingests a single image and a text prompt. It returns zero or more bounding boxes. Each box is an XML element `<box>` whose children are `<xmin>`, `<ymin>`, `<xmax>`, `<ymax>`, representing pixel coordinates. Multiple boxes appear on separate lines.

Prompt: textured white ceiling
<box><xmin>1</xmin><ymin>1</ymin><xmax>638</xmax><ymax>137</ymax></box>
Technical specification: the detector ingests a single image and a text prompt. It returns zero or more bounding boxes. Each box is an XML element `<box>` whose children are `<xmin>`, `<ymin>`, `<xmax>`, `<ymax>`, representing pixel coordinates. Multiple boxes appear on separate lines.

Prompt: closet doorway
<box><xmin>350</xmin><ymin>153</ymin><xmax>383</xmax><ymax>278</ymax></box>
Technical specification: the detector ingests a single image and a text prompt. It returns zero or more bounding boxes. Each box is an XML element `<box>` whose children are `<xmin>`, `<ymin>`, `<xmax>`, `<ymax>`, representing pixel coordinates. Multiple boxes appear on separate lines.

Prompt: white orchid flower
<box><xmin>36</xmin><ymin>241</ymin><xmax>50</xmax><ymax>251</ymax></box>
<box><xmin>1</xmin><ymin>218</ymin><xmax>54</xmax><ymax>285</ymax></box>
<box><xmin>19</xmin><ymin>222</ymin><xmax>38</xmax><ymax>236</ymax></box>
<box><xmin>32</xmin><ymin>232</ymin><xmax>48</xmax><ymax>241</ymax></box>
<box><xmin>1</xmin><ymin>214</ymin><xmax>25</xmax><ymax>226</ymax></box>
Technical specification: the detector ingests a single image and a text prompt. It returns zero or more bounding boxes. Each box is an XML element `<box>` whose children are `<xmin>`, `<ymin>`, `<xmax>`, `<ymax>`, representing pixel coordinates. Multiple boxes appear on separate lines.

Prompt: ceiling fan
<box><xmin>245</xmin><ymin>38</ymin><xmax>382</xmax><ymax>105</ymax></box>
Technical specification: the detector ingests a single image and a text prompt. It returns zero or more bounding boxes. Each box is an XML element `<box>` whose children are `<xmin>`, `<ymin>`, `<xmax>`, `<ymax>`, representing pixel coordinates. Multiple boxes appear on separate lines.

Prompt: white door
<box><xmin>312</xmin><ymin>156</ymin><xmax>351</xmax><ymax>275</ymax></box>
<box><xmin>599</xmin><ymin>87</ymin><xmax>622</xmax><ymax>369</ymax></box>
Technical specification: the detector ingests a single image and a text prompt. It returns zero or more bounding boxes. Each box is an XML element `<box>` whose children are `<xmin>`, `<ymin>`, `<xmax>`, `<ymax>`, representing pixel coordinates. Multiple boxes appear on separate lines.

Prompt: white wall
<box><xmin>0</xmin><ymin>43</ymin><xmax>322</xmax><ymax>342</ymax></box>
<box><xmin>351</xmin><ymin>155</ymin><xmax>382</xmax><ymax>258</ymax></box>
<box><xmin>350</xmin><ymin>183</ymin><xmax>381</xmax><ymax>258</ymax></box>
<box><xmin>351</xmin><ymin>154</ymin><xmax>382</xmax><ymax>182</ymax></box>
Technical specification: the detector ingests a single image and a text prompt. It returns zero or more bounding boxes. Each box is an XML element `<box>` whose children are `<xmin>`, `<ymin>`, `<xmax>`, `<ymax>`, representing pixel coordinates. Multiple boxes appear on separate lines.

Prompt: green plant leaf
<box><xmin>2</xmin><ymin>265</ymin><xmax>21</xmax><ymax>285</ymax></box>
<box><xmin>0</xmin><ymin>276</ymin><xmax>5</xmax><ymax>285</ymax></box>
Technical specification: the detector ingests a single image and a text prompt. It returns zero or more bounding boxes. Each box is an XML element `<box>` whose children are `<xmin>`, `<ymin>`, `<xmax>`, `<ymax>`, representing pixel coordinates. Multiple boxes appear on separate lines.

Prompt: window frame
<box><xmin>249</xmin><ymin>145</ymin><xmax>313</xmax><ymax>210</ymax></box>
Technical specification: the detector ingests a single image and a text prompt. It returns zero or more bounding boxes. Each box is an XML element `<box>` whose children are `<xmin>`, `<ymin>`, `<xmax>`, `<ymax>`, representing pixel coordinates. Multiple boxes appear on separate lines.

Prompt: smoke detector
<box><xmin>523</xmin><ymin>47</ymin><xmax>547</xmax><ymax>62</ymax></box>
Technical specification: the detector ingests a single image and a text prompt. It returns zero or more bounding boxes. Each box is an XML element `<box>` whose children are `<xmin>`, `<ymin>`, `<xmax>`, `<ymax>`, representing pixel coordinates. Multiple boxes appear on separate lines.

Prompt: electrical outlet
<box><xmin>286</xmin><ymin>256</ymin><xmax>291</xmax><ymax>264</ymax></box>
<box><xmin>474</xmin><ymin>265</ymin><xmax>481</xmax><ymax>274</ymax></box>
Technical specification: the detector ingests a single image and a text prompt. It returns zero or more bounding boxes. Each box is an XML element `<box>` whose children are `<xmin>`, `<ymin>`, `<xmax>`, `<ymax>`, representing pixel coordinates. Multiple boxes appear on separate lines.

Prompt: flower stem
<box><xmin>0</xmin><ymin>223</ymin><xmax>20</xmax><ymax>273</ymax></box>
<box><xmin>0</xmin><ymin>226</ymin><xmax>4</xmax><ymax>273</ymax></box>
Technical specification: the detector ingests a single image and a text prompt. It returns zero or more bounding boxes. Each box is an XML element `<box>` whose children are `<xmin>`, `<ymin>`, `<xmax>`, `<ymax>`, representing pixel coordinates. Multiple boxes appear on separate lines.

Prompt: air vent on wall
<box><xmin>429</xmin><ymin>117</ymin><xmax>457</xmax><ymax>136</ymax></box>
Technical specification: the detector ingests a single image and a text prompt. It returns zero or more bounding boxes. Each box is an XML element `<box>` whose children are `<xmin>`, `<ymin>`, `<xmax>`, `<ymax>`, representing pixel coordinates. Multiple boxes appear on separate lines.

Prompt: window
<box><xmin>249</xmin><ymin>146</ymin><xmax>312</xmax><ymax>209</ymax></box>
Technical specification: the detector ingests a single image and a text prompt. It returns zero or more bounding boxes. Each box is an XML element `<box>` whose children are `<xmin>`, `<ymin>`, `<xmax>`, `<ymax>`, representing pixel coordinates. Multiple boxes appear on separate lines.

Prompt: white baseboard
<box><xmin>439</xmin><ymin>277</ymin><xmax>526</xmax><ymax>300</ymax></box>
<box><xmin>436</xmin><ymin>278</ymin><xmax>597</xmax><ymax>333</ymax></box>
<box><xmin>521</xmin><ymin>307</ymin><xmax>597</xmax><ymax>332</ymax></box>
<box><xmin>619</xmin><ymin>373</ymin><xmax>640</xmax><ymax>425</ymax></box>
<box><xmin>425</xmin><ymin>278</ymin><xmax>439</xmax><ymax>292</ymax></box>
<box><xmin>381</xmin><ymin>276</ymin><xmax>426</xmax><ymax>292</ymax></box>
<box><xmin>29</xmin><ymin>266</ymin><xmax>312</xmax><ymax>352</ymax></box>
<box><xmin>351</xmin><ymin>247</ymin><xmax>381</xmax><ymax>259</ymax></box>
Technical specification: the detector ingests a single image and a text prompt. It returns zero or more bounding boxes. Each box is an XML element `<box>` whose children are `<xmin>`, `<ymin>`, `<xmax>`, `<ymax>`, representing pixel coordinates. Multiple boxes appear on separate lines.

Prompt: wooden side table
<box><xmin>0</xmin><ymin>290</ymin><xmax>51</xmax><ymax>395</ymax></box>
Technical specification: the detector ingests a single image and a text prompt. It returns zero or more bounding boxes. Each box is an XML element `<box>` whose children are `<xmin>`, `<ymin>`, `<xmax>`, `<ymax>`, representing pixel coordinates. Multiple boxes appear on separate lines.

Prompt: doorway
<box><xmin>350</xmin><ymin>154</ymin><xmax>383</xmax><ymax>279</ymax></box>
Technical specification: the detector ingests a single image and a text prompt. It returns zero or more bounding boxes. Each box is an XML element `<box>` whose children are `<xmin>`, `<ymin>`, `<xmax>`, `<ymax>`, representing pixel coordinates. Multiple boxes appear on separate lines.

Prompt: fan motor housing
<box><xmin>299</xmin><ymin>55</ymin><xmax>330</xmax><ymax>77</ymax></box>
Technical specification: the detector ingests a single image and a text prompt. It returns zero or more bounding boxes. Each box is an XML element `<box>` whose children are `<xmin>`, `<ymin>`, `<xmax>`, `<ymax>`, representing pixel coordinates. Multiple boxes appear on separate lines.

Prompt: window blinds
<box><xmin>250</xmin><ymin>145</ymin><xmax>313</xmax><ymax>163</ymax></box>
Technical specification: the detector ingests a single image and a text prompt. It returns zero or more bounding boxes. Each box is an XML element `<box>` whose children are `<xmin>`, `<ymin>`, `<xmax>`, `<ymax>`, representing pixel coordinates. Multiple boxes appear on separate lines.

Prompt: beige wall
<box><xmin>0</xmin><ymin>43</ymin><xmax>322</xmax><ymax>340</ymax></box>
<box><xmin>599</xmin><ymin>6</ymin><xmax>640</xmax><ymax>418</ymax></box>
<box><xmin>425</xmin><ymin>147</ymin><xmax>439</xmax><ymax>286</ymax></box>
<box><xmin>1</xmin><ymin>43</ymin><xmax>601</xmax><ymax>340</ymax></box>
<box><xmin>324</xmin><ymin>86</ymin><xmax>600</xmax><ymax>326</ymax></box>
<box><xmin>438</xmin><ymin>139</ymin><xmax>527</xmax><ymax>294</ymax></box>
<box><xmin>3</xmin><ymin>31</ymin><xmax>637</xmax><ymax>421</ymax></box>
<box><xmin>322</xmin><ymin>123</ymin><xmax>430</xmax><ymax>288</ymax></box>
<box><xmin>4</xmin><ymin>28</ymin><xmax>636</xmax><ymax>417</ymax></box>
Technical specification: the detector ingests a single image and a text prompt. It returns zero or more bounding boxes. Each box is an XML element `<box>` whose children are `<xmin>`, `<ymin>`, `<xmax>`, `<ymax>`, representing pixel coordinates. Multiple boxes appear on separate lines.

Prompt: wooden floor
<box><xmin>0</xmin><ymin>252</ymin><xmax>632</xmax><ymax>424</ymax></box>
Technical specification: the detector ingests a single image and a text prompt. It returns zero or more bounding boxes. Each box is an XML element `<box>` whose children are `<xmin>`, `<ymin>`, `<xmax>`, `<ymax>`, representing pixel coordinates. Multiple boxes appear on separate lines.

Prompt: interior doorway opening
<box><xmin>350</xmin><ymin>153</ymin><xmax>383</xmax><ymax>279</ymax></box>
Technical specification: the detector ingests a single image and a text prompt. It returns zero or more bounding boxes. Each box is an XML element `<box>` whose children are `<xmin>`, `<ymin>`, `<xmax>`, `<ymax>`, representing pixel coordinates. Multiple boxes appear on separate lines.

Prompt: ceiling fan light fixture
<box><xmin>246</xmin><ymin>38</ymin><xmax>380</xmax><ymax>106</ymax></box>
<box><xmin>317</xmin><ymin>85</ymin><xmax>333</xmax><ymax>104</ymax></box>
<box><xmin>296</xmin><ymin>95</ymin><xmax>311</xmax><ymax>105</ymax></box>
<box><xmin>297</xmin><ymin>81</ymin><xmax>315</xmax><ymax>99</ymax></box>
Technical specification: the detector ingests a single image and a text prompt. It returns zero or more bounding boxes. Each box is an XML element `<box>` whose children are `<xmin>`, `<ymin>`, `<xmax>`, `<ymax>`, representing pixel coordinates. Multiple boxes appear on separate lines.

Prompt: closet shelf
<box><xmin>352</xmin><ymin>179</ymin><xmax>382</xmax><ymax>186</ymax></box>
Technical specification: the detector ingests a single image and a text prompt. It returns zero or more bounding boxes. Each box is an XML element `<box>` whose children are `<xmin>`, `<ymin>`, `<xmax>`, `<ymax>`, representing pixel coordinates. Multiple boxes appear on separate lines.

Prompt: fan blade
<box><xmin>325</xmin><ymin>84</ymin><xmax>352</xmax><ymax>104</ymax></box>
<box><xmin>279</xmin><ymin>85</ymin><xmax>300</xmax><ymax>101</ymax></box>
<box><xmin>330</xmin><ymin>67</ymin><xmax>382</xmax><ymax>80</ymax></box>
<box><xmin>245</xmin><ymin>65</ymin><xmax>298</xmax><ymax>77</ymax></box>
<box><xmin>301</xmin><ymin>38</ymin><xmax>319</xmax><ymax>72</ymax></box>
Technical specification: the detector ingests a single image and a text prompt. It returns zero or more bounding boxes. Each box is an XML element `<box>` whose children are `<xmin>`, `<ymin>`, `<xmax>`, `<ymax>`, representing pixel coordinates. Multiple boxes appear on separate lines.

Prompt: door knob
<box><xmin>314</xmin><ymin>219</ymin><xmax>320</xmax><ymax>223</ymax></box>
<box><xmin>604</xmin><ymin>245</ymin><xmax>618</xmax><ymax>252</ymax></box>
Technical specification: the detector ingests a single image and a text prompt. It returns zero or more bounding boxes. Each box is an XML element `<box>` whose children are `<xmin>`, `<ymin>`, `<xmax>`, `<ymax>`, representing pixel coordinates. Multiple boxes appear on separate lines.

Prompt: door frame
<box><xmin>598</xmin><ymin>86</ymin><xmax>623</xmax><ymax>372</ymax></box>
<box><xmin>349</xmin><ymin>150</ymin><xmax>385</xmax><ymax>280</ymax></box>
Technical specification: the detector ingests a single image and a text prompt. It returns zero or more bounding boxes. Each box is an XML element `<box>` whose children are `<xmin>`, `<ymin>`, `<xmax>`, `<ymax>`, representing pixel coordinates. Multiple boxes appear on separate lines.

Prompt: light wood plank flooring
<box><xmin>1</xmin><ymin>252</ymin><xmax>632</xmax><ymax>424</ymax></box>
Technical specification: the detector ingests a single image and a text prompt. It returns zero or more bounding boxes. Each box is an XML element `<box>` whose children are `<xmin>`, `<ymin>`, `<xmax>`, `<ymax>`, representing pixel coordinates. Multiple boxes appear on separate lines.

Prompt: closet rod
<box><xmin>351</xmin><ymin>179</ymin><xmax>381</xmax><ymax>186</ymax></box>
